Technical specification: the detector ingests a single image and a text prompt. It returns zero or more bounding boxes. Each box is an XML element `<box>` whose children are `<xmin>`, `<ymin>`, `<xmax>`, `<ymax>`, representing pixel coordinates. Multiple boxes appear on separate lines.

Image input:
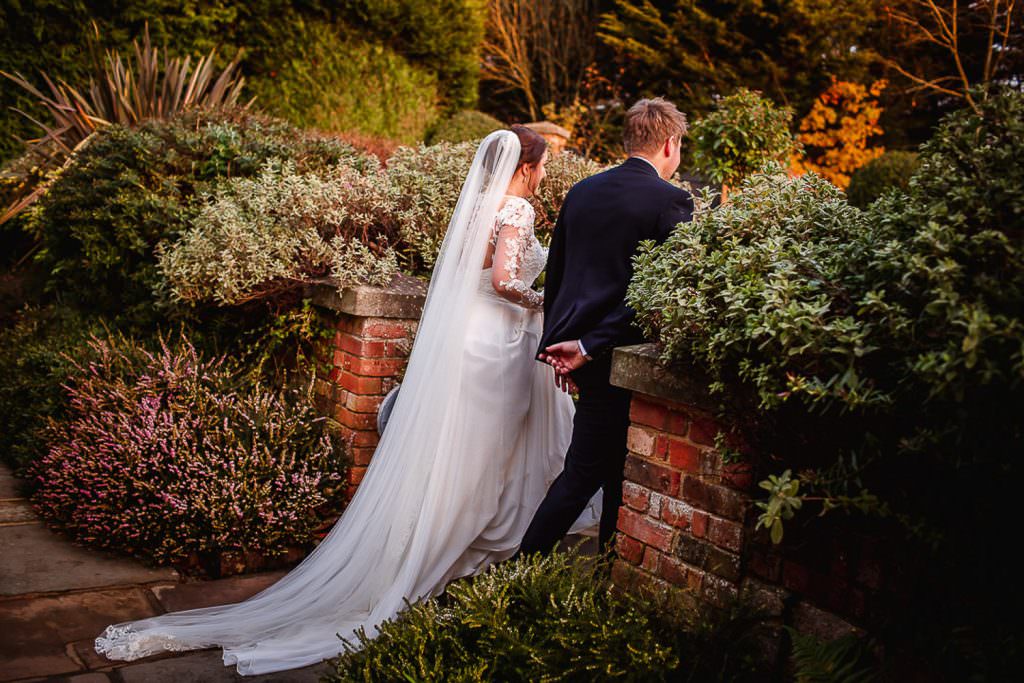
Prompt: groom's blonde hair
<box><xmin>623</xmin><ymin>98</ymin><xmax>688</xmax><ymax>155</ymax></box>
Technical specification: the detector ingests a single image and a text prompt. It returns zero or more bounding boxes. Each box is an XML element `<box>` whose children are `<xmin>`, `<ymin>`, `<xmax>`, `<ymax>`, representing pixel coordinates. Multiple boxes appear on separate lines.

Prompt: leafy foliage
<box><xmin>690</xmin><ymin>90</ymin><xmax>797</xmax><ymax>189</ymax></box>
<box><xmin>426</xmin><ymin>110</ymin><xmax>506</xmax><ymax>145</ymax></box>
<box><xmin>22</xmin><ymin>108</ymin><xmax>362</xmax><ymax>328</ymax></box>
<box><xmin>789</xmin><ymin>630</ymin><xmax>877</xmax><ymax>683</ymax></box>
<box><xmin>29</xmin><ymin>334</ymin><xmax>345</xmax><ymax>567</ymax></box>
<box><xmin>629</xmin><ymin>90</ymin><xmax>1024</xmax><ymax>675</ymax></box>
<box><xmin>335</xmin><ymin>0</ymin><xmax>486</xmax><ymax>111</ymax></box>
<box><xmin>328</xmin><ymin>551</ymin><xmax>764</xmax><ymax>682</ymax></box>
<box><xmin>845</xmin><ymin>151</ymin><xmax>920</xmax><ymax>209</ymax></box>
<box><xmin>792</xmin><ymin>80</ymin><xmax>887</xmax><ymax>189</ymax></box>
<box><xmin>245</xmin><ymin>17</ymin><xmax>439</xmax><ymax>144</ymax></box>
<box><xmin>1</xmin><ymin>22</ymin><xmax>248</xmax><ymax>193</ymax></box>
<box><xmin>158</xmin><ymin>161</ymin><xmax>399</xmax><ymax>306</ymax></box>
<box><xmin>0</xmin><ymin>305</ymin><xmax>105</xmax><ymax>472</ymax></box>
<box><xmin>598</xmin><ymin>0</ymin><xmax>876</xmax><ymax>121</ymax></box>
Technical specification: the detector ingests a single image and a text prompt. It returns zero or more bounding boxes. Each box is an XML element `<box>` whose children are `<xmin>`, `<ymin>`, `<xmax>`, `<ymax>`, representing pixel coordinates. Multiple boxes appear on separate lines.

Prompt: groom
<box><xmin>519</xmin><ymin>98</ymin><xmax>693</xmax><ymax>555</ymax></box>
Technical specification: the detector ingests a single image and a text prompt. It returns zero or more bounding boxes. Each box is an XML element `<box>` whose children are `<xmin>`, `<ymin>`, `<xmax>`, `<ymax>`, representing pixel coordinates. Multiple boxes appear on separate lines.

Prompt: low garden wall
<box><xmin>306</xmin><ymin>279</ymin><xmax>896</xmax><ymax>653</ymax></box>
<box><xmin>307</xmin><ymin>275</ymin><xmax>427</xmax><ymax>500</ymax></box>
<box><xmin>608</xmin><ymin>344</ymin><xmax>902</xmax><ymax>657</ymax></box>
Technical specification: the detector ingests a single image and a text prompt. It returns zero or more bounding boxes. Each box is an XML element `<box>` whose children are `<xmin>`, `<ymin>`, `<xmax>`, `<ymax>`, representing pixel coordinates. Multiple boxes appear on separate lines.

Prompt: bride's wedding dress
<box><xmin>95</xmin><ymin>131</ymin><xmax>598</xmax><ymax>675</ymax></box>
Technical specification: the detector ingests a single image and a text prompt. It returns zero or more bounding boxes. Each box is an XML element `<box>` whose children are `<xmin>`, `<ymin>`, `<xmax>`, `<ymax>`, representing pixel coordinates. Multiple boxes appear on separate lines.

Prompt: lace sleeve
<box><xmin>491</xmin><ymin>199</ymin><xmax>543</xmax><ymax>309</ymax></box>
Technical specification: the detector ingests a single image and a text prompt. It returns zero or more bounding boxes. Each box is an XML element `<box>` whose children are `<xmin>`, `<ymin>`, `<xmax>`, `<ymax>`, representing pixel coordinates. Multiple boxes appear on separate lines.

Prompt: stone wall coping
<box><xmin>610</xmin><ymin>344</ymin><xmax>716</xmax><ymax>413</ymax></box>
<box><xmin>306</xmin><ymin>274</ymin><xmax>428</xmax><ymax>319</ymax></box>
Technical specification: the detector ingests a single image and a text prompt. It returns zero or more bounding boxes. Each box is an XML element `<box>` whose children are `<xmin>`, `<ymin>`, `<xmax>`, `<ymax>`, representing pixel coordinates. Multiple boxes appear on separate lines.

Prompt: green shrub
<box><xmin>384</xmin><ymin>141</ymin><xmax>479</xmax><ymax>267</ymax></box>
<box><xmin>336</xmin><ymin>0</ymin><xmax>486</xmax><ymax>111</ymax></box>
<box><xmin>23</xmin><ymin>108</ymin><xmax>365</xmax><ymax>328</ymax></box>
<box><xmin>157</xmin><ymin>161</ymin><xmax>399</xmax><ymax>307</ymax></box>
<box><xmin>328</xmin><ymin>551</ymin><xmax>763</xmax><ymax>682</ymax></box>
<box><xmin>426</xmin><ymin>110</ymin><xmax>505</xmax><ymax>144</ymax></box>
<box><xmin>691</xmin><ymin>89</ymin><xmax>797</xmax><ymax>189</ymax></box>
<box><xmin>628</xmin><ymin>90</ymin><xmax>1024</xmax><ymax>677</ymax></box>
<box><xmin>29</xmin><ymin>333</ymin><xmax>346</xmax><ymax>568</ymax></box>
<box><xmin>845</xmin><ymin>150</ymin><xmax>920</xmax><ymax>208</ymax></box>
<box><xmin>247</xmin><ymin>17</ymin><xmax>440</xmax><ymax>143</ymax></box>
<box><xmin>0</xmin><ymin>305</ymin><xmax>105</xmax><ymax>473</ymax></box>
<box><xmin>0</xmin><ymin>2</ymin><xmax>486</xmax><ymax>163</ymax></box>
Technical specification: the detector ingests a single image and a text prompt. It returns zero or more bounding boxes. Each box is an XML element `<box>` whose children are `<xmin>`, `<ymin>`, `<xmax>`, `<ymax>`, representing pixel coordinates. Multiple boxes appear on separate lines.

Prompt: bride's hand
<box><xmin>554</xmin><ymin>371</ymin><xmax>578</xmax><ymax>394</ymax></box>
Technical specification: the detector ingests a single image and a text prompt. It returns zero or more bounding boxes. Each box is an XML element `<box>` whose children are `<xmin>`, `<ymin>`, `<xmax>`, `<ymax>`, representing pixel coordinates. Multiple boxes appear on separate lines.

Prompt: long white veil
<box><xmin>96</xmin><ymin>131</ymin><xmax>525</xmax><ymax>674</ymax></box>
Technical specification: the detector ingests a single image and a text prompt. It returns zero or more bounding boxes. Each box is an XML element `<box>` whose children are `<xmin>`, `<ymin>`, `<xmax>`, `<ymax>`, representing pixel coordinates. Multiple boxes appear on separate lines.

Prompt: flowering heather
<box><xmin>29</xmin><ymin>335</ymin><xmax>345</xmax><ymax>566</ymax></box>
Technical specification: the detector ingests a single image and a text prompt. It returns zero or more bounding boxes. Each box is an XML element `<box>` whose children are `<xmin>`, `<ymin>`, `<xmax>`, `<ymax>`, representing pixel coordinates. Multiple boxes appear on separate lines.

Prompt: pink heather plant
<box><xmin>29</xmin><ymin>334</ymin><xmax>345</xmax><ymax>566</ymax></box>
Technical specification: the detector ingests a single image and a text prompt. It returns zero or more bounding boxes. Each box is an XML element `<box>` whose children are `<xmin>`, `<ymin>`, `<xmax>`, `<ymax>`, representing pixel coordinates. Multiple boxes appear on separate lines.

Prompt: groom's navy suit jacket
<box><xmin>539</xmin><ymin>157</ymin><xmax>693</xmax><ymax>363</ymax></box>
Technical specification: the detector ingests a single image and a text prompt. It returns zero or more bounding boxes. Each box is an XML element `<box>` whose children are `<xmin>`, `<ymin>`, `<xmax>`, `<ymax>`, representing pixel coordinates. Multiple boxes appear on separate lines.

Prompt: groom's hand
<box><xmin>539</xmin><ymin>340</ymin><xmax>588</xmax><ymax>373</ymax></box>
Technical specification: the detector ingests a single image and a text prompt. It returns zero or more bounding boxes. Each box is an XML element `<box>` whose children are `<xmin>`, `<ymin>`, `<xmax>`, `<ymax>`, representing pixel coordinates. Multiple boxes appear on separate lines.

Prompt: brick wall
<box><xmin>308</xmin><ymin>276</ymin><xmax>427</xmax><ymax>500</ymax></box>
<box><xmin>609</xmin><ymin>344</ymin><xmax>876</xmax><ymax>651</ymax></box>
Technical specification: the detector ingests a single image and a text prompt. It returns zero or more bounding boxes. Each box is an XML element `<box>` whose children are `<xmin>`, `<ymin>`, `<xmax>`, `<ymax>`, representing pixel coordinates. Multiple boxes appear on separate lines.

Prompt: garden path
<box><xmin>0</xmin><ymin>463</ymin><xmax>330</xmax><ymax>682</ymax></box>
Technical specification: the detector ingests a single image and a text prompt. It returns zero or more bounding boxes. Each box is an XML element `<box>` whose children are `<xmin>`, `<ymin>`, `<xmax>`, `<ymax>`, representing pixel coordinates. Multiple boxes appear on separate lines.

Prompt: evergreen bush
<box><xmin>690</xmin><ymin>89</ymin><xmax>797</xmax><ymax>190</ymax></box>
<box><xmin>426</xmin><ymin>110</ymin><xmax>505</xmax><ymax>144</ymax></box>
<box><xmin>845</xmin><ymin>150</ymin><xmax>919</xmax><ymax>208</ymax></box>
<box><xmin>628</xmin><ymin>90</ymin><xmax>1024</xmax><ymax>676</ymax></box>
<box><xmin>0</xmin><ymin>305</ymin><xmax>105</xmax><ymax>473</ymax></box>
<box><xmin>23</xmin><ymin>108</ymin><xmax>364</xmax><ymax>328</ymax></box>
<box><xmin>328</xmin><ymin>551</ymin><xmax>763</xmax><ymax>682</ymax></box>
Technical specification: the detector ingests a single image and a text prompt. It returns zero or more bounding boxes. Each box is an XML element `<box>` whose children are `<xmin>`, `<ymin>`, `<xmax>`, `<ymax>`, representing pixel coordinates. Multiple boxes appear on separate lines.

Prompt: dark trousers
<box><xmin>518</xmin><ymin>356</ymin><xmax>632</xmax><ymax>555</ymax></box>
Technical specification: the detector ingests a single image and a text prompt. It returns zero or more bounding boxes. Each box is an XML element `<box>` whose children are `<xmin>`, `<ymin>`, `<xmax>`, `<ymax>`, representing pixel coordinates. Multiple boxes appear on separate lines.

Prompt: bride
<box><xmin>95</xmin><ymin>126</ymin><xmax>598</xmax><ymax>675</ymax></box>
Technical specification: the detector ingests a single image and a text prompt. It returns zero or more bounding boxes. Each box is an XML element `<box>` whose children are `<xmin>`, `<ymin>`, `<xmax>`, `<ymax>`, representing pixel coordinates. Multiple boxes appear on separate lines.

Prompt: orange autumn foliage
<box><xmin>791</xmin><ymin>79</ymin><xmax>887</xmax><ymax>188</ymax></box>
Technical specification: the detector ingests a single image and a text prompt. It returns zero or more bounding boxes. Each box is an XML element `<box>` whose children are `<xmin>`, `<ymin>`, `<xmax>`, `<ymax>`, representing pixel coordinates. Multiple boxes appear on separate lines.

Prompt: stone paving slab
<box><xmin>152</xmin><ymin>570</ymin><xmax>288</xmax><ymax>612</ymax></box>
<box><xmin>0</xmin><ymin>498</ymin><xmax>37</xmax><ymax>525</ymax></box>
<box><xmin>0</xmin><ymin>587</ymin><xmax>160</xmax><ymax>681</ymax></box>
<box><xmin>0</xmin><ymin>523</ymin><xmax>178</xmax><ymax>595</ymax></box>
<box><xmin>116</xmin><ymin>650</ymin><xmax>330</xmax><ymax>683</ymax></box>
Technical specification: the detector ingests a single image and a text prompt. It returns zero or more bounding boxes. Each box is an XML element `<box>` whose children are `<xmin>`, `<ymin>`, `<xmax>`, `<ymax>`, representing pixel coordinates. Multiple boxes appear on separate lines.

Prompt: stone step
<box><xmin>0</xmin><ymin>524</ymin><xmax>178</xmax><ymax>596</ymax></box>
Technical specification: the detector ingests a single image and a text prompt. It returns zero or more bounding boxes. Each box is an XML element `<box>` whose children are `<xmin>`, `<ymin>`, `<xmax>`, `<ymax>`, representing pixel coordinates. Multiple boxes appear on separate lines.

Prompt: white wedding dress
<box><xmin>95</xmin><ymin>131</ymin><xmax>598</xmax><ymax>675</ymax></box>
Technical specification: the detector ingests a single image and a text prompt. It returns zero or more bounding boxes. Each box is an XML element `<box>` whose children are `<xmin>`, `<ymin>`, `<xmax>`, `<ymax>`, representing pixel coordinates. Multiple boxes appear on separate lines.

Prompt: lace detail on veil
<box><xmin>95</xmin><ymin>624</ymin><xmax>191</xmax><ymax>661</ymax></box>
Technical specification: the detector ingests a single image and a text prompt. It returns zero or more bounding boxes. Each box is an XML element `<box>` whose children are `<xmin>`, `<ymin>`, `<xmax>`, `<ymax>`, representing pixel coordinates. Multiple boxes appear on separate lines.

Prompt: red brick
<box><xmin>629</xmin><ymin>396</ymin><xmax>668</xmax><ymax>430</ymax></box>
<box><xmin>699</xmin><ymin>449</ymin><xmax>721</xmax><ymax>476</ymax></box>
<box><xmin>362</xmin><ymin>320</ymin><xmax>415</xmax><ymax>339</ymax></box>
<box><xmin>348</xmin><ymin>466</ymin><xmax>367</xmax><ymax>486</ymax></box>
<box><xmin>659</xmin><ymin>554</ymin><xmax>690</xmax><ymax>588</ymax></box>
<box><xmin>626</xmin><ymin>426</ymin><xmax>656</xmax><ymax>458</ymax></box>
<box><xmin>337</xmin><ymin>371</ymin><xmax>384</xmax><ymax>395</ymax></box>
<box><xmin>667</xmin><ymin>410</ymin><xmax>689</xmax><ymax>437</ymax></box>
<box><xmin>343</xmin><ymin>356</ymin><xmax>407</xmax><ymax>378</ymax></box>
<box><xmin>660</xmin><ymin>498</ymin><xmax>692</xmax><ymax>530</ymax></box>
<box><xmin>692</xmin><ymin>510</ymin><xmax>708</xmax><ymax>538</ymax></box>
<box><xmin>722</xmin><ymin>462</ymin><xmax>755</xmax><ymax>491</ymax></box>
<box><xmin>624</xmin><ymin>455</ymin><xmax>682</xmax><ymax>496</ymax></box>
<box><xmin>350</xmin><ymin>446</ymin><xmax>377</xmax><ymax>466</ymax></box>
<box><xmin>615</xmin><ymin>533</ymin><xmax>645</xmax><ymax>565</ymax></box>
<box><xmin>622</xmin><ymin>482</ymin><xmax>650</xmax><ymax>512</ymax></box>
<box><xmin>706</xmin><ymin>516</ymin><xmax>743</xmax><ymax>552</ymax></box>
<box><xmin>346</xmin><ymin>393</ymin><xmax>384</xmax><ymax>413</ymax></box>
<box><xmin>349</xmin><ymin>429</ymin><xmax>380</xmax><ymax>447</ymax></box>
<box><xmin>335</xmin><ymin>407</ymin><xmax>378</xmax><ymax>430</ymax></box>
<box><xmin>681</xmin><ymin>476</ymin><xmax>746</xmax><ymax>521</ymax></box>
<box><xmin>667</xmin><ymin>439</ymin><xmax>701</xmax><ymax>473</ymax></box>
<box><xmin>328</xmin><ymin>366</ymin><xmax>342</xmax><ymax>383</ymax></box>
<box><xmin>617</xmin><ymin>507</ymin><xmax>675</xmax><ymax>552</ymax></box>
<box><xmin>652</xmin><ymin>435</ymin><xmax>669</xmax><ymax>460</ymax></box>
<box><xmin>339</xmin><ymin>335</ymin><xmax>410</xmax><ymax>359</ymax></box>
<box><xmin>688</xmin><ymin>416</ymin><xmax>720</xmax><ymax>447</ymax></box>
<box><xmin>641</xmin><ymin>546</ymin><xmax>661</xmax><ymax>573</ymax></box>
<box><xmin>332</xmin><ymin>348</ymin><xmax>346</xmax><ymax>367</ymax></box>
